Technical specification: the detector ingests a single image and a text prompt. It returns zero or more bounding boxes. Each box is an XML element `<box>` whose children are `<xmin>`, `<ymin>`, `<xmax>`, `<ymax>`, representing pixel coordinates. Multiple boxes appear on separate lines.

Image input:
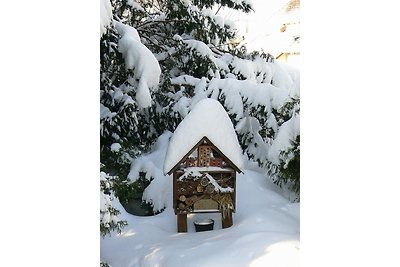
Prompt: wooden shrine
<box><xmin>166</xmin><ymin>136</ymin><xmax>242</xmax><ymax>232</ymax></box>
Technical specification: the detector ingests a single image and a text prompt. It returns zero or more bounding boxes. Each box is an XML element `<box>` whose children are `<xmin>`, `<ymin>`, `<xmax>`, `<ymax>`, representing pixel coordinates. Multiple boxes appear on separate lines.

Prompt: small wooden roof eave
<box><xmin>165</xmin><ymin>136</ymin><xmax>243</xmax><ymax>175</ymax></box>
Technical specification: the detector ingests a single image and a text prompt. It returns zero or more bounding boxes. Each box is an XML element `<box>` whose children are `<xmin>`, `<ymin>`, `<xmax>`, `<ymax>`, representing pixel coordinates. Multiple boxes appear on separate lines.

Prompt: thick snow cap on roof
<box><xmin>164</xmin><ymin>98</ymin><xmax>244</xmax><ymax>174</ymax></box>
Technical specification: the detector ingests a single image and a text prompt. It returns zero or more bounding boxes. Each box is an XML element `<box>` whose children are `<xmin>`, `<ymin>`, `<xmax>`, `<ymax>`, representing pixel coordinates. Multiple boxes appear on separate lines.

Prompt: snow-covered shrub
<box><xmin>127</xmin><ymin>131</ymin><xmax>173</xmax><ymax>213</ymax></box>
<box><xmin>100</xmin><ymin>171</ymin><xmax>127</xmax><ymax>237</ymax></box>
<box><xmin>100</xmin><ymin>13</ymin><xmax>162</xmax><ymax>182</ymax></box>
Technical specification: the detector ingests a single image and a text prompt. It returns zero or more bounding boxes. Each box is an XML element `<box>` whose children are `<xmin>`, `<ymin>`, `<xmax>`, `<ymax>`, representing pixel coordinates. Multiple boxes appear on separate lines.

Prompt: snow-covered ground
<box><xmin>101</xmin><ymin>167</ymin><xmax>299</xmax><ymax>267</ymax></box>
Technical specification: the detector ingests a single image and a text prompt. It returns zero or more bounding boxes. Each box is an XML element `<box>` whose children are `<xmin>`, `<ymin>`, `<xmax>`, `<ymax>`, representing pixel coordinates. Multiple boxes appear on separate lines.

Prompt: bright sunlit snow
<box><xmin>164</xmin><ymin>98</ymin><xmax>245</xmax><ymax>174</ymax></box>
<box><xmin>101</xmin><ymin>166</ymin><xmax>299</xmax><ymax>267</ymax></box>
<box><xmin>100</xmin><ymin>1</ymin><xmax>300</xmax><ymax>266</ymax></box>
<box><xmin>100</xmin><ymin>0</ymin><xmax>113</xmax><ymax>37</ymax></box>
<box><xmin>128</xmin><ymin>131</ymin><xmax>173</xmax><ymax>212</ymax></box>
<box><xmin>114</xmin><ymin>21</ymin><xmax>161</xmax><ymax>108</ymax></box>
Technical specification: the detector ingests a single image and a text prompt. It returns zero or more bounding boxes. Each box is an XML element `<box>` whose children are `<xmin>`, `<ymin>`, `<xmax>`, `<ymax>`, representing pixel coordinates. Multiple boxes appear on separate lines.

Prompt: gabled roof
<box><xmin>163</xmin><ymin>98</ymin><xmax>244</xmax><ymax>175</ymax></box>
<box><xmin>166</xmin><ymin>136</ymin><xmax>243</xmax><ymax>175</ymax></box>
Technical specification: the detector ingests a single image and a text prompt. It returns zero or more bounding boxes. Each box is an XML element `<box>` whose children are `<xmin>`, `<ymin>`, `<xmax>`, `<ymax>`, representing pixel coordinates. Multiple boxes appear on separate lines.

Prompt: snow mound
<box><xmin>128</xmin><ymin>131</ymin><xmax>173</xmax><ymax>212</ymax></box>
<box><xmin>164</xmin><ymin>98</ymin><xmax>244</xmax><ymax>174</ymax></box>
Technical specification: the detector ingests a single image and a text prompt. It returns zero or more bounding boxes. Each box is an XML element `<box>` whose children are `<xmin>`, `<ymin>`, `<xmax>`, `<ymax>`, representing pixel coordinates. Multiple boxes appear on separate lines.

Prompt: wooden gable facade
<box><xmin>166</xmin><ymin>136</ymin><xmax>242</xmax><ymax>232</ymax></box>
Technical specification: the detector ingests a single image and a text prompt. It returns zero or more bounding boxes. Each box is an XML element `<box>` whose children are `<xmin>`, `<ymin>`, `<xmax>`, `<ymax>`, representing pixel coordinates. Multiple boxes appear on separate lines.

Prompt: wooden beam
<box><xmin>221</xmin><ymin>210</ymin><xmax>233</xmax><ymax>229</ymax></box>
<box><xmin>177</xmin><ymin>213</ymin><xmax>188</xmax><ymax>232</ymax></box>
<box><xmin>173</xmin><ymin>171</ymin><xmax>177</xmax><ymax>214</ymax></box>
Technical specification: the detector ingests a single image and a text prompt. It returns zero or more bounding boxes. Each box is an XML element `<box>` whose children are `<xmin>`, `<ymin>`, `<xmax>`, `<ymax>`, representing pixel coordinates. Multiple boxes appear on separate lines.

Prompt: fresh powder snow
<box><xmin>126</xmin><ymin>0</ymin><xmax>144</xmax><ymax>12</ymax></box>
<box><xmin>128</xmin><ymin>131</ymin><xmax>173</xmax><ymax>212</ymax></box>
<box><xmin>268</xmin><ymin>113</ymin><xmax>300</xmax><ymax>166</ymax></box>
<box><xmin>100</xmin><ymin>167</ymin><xmax>299</xmax><ymax>267</ymax></box>
<box><xmin>110</xmin><ymin>143</ymin><xmax>122</xmax><ymax>152</ymax></box>
<box><xmin>114</xmin><ymin>21</ymin><xmax>161</xmax><ymax>108</ymax></box>
<box><xmin>102</xmin><ymin>102</ymin><xmax>299</xmax><ymax>267</ymax></box>
<box><xmin>100</xmin><ymin>0</ymin><xmax>113</xmax><ymax>37</ymax></box>
<box><xmin>163</xmin><ymin>98</ymin><xmax>245</xmax><ymax>174</ymax></box>
<box><xmin>100</xmin><ymin>172</ymin><xmax>124</xmax><ymax>230</ymax></box>
<box><xmin>100</xmin><ymin>2</ymin><xmax>300</xmax><ymax>266</ymax></box>
<box><xmin>168</xmin><ymin>59</ymin><xmax>299</xmax><ymax>176</ymax></box>
<box><xmin>104</xmin><ymin>119</ymin><xmax>299</xmax><ymax>266</ymax></box>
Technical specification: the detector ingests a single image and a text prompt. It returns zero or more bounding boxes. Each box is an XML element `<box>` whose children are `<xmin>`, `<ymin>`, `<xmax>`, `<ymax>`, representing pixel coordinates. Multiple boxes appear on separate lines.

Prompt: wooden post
<box><xmin>221</xmin><ymin>210</ymin><xmax>233</xmax><ymax>229</ymax></box>
<box><xmin>173</xmin><ymin>172</ymin><xmax>178</xmax><ymax>213</ymax></box>
<box><xmin>177</xmin><ymin>213</ymin><xmax>188</xmax><ymax>232</ymax></box>
<box><xmin>232</xmin><ymin>171</ymin><xmax>236</xmax><ymax>212</ymax></box>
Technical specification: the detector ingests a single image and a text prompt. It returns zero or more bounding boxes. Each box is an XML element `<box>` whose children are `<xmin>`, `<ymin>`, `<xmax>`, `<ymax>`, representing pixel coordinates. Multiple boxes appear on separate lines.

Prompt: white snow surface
<box><xmin>208</xmin><ymin>78</ymin><xmax>290</xmax><ymax>120</ymax></box>
<box><xmin>128</xmin><ymin>131</ymin><xmax>173</xmax><ymax>212</ymax></box>
<box><xmin>169</xmin><ymin>57</ymin><xmax>299</xmax><ymax>122</ymax></box>
<box><xmin>268</xmin><ymin>113</ymin><xmax>300</xmax><ymax>166</ymax></box>
<box><xmin>100</xmin><ymin>0</ymin><xmax>113</xmax><ymax>37</ymax></box>
<box><xmin>100</xmin><ymin>172</ymin><xmax>124</xmax><ymax>230</ymax></box>
<box><xmin>164</xmin><ymin>98</ymin><xmax>245</xmax><ymax>174</ymax></box>
<box><xmin>110</xmin><ymin>143</ymin><xmax>122</xmax><ymax>152</ymax></box>
<box><xmin>127</xmin><ymin>0</ymin><xmax>144</xmax><ymax>11</ymax></box>
<box><xmin>114</xmin><ymin>21</ymin><xmax>161</xmax><ymax>108</ymax></box>
<box><xmin>276</xmin><ymin>61</ymin><xmax>300</xmax><ymax>97</ymax></box>
<box><xmin>101</xmin><ymin>168</ymin><xmax>299</xmax><ymax>267</ymax></box>
<box><xmin>168</xmin><ymin>58</ymin><xmax>299</xmax><ymax>174</ymax></box>
<box><xmin>183</xmin><ymin>39</ymin><xmax>216</xmax><ymax>64</ymax></box>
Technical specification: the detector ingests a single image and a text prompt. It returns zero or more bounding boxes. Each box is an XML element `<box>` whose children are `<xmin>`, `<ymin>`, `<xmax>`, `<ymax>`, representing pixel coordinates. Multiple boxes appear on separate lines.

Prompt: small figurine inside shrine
<box><xmin>164</xmin><ymin>98</ymin><xmax>244</xmax><ymax>232</ymax></box>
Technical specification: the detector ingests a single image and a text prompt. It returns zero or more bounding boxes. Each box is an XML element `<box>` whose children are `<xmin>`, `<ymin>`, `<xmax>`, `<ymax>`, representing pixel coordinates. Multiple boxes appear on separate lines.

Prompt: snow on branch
<box><xmin>100</xmin><ymin>171</ymin><xmax>127</xmax><ymax>236</ymax></box>
<box><xmin>207</xmin><ymin>78</ymin><xmax>290</xmax><ymax>120</ymax></box>
<box><xmin>267</xmin><ymin>113</ymin><xmax>300</xmax><ymax>166</ymax></box>
<box><xmin>127</xmin><ymin>0</ymin><xmax>144</xmax><ymax>12</ymax></box>
<box><xmin>114</xmin><ymin>21</ymin><xmax>161</xmax><ymax>108</ymax></box>
<box><xmin>128</xmin><ymin>132</ymin><xmax>173</xmax><ymax>212</ymax></box>
<box><xmin>183</xmin><ymin>39</ymin><xmax>217</xmax><ymax>64</ymax></box>
<box><xmin>100</xmin><ymin>0</ymin><xmax>113</xmax><ymax>37</ymax></box>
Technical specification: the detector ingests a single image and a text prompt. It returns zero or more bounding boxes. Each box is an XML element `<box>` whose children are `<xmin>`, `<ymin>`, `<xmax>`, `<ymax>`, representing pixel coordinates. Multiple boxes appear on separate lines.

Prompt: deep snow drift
<box><xmin>101</xmin><ymin>166</ymin><xmax>299</xmax><ymax>267</ymax></box>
